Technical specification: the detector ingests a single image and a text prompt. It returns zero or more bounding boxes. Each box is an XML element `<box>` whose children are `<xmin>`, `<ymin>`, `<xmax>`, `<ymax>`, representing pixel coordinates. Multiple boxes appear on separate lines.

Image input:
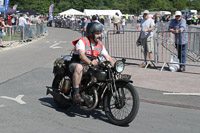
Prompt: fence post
<box><xmin>9</xmin><ymin>27</ymin><xmax>11</xmax><ymax>41</ymax></box>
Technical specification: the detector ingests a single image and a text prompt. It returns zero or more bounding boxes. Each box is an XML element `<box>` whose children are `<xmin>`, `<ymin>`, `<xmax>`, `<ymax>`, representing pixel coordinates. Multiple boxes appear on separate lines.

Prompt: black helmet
<box><xmin>86</xmin><ymin>22</ymin><xmax>103</xmax><ymax>38</ymax></box>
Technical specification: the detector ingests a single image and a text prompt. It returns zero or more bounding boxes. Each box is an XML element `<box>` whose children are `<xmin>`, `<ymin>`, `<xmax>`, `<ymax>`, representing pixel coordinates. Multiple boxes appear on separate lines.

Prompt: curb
<box><xmin>0</xmin><ymin>31</ymin><xmax>49</xmax><ymax>51</ymax></box>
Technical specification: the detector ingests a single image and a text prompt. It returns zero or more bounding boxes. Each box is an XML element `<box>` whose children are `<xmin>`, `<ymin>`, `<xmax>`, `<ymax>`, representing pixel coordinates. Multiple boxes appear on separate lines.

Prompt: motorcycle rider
<box><xmin>70</xmin><ymin>22</ymin><xmax>115</xmax><ymax>103</ymax></box>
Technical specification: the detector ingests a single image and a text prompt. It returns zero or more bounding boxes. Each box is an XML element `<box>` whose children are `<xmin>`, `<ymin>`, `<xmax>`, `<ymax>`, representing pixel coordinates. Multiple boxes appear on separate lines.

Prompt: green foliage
<box><xmin>9</xmin><ymin>0</ymin><xmax>199</xmax><ymax>15</ymax></box>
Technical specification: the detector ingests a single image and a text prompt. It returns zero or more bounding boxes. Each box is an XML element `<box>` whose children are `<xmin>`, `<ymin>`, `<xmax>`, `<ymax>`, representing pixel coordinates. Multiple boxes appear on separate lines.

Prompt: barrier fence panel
<box><xmin>36</xmin><ymin>24</ymin><xmax>41</xmax><ymax>37</ymax></box>
<box><xmin>1</xmin><ymin>23</ymin><xmax>47</xmax><ymax>46</ymax></box>
<box><xmin>2</xmin><ymin>27</ymin><xmax>11</xmax><ymax>41</ymax></box>
<box><xmin>11</xmin><ymin>26</ymin><xmax>22</xmax><ymax>41</ymax></box>
<box><xmin>105</xmin><ymin>30</ymin><xmax>156</xmax><ymax>63</ymax></box>
<box><xmin>156</xmin><ymin>31</ymin><xmax>200</xmax><ymax>69</ymax></box>
<box><xmin>24</xmin><ymin>25</ymin><xmax>31</xmax><ymax>40</ymax></box>
<box><xmin>105</xmin><ymin>29</ymin><xmax>200</xmax><ymax>69</ymax></box>
<box><xmin>40</xmin><ymin>24</ymin><xmax>44</xmax><ymax>35</ymax></box>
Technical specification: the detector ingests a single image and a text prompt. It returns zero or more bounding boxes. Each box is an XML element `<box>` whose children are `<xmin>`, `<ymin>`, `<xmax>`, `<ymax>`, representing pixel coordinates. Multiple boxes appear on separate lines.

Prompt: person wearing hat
<box><xmin>138</xmin><ymin>10</ymin><xmax>155</xmax><ymax>67</ymax></box>
<box><xmin>168</xmin><ymin>11</ymin><xmax>188</xmax><ymax>72</ymax></box>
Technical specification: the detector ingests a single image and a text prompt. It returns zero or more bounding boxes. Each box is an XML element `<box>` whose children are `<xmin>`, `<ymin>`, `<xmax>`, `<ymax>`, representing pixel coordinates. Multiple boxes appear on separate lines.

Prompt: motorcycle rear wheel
<box><xmin>104</xmin><ymin>83</ymin><xmax>139</xmax><ymax>126</ymax></box>
<box><xmin>52</xmin><ymin>75</ymin><xmax>71</xmax><ymax>109</ymax></box>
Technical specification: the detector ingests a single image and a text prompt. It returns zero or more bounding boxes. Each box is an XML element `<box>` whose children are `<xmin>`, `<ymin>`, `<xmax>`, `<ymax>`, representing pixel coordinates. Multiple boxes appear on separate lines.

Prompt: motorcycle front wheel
<box><xmin>104</xmin><ymin>83</ymin><xmax>139</xmax><ymax>126</ymax></box>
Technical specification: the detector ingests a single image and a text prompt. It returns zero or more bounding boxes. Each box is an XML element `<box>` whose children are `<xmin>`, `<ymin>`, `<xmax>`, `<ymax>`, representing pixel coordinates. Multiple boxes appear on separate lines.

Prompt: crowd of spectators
<box><xmin>0</xmin><ymin>12</ymin><xmax>48</xmax><ymax>45</ymax></box>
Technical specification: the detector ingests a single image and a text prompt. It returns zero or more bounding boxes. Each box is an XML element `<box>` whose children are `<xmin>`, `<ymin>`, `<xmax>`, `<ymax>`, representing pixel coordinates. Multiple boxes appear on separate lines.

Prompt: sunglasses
<box><xmin>175</xmin><ymin>15</ymin><xmax>181</xmax><ymax>17</ymax></box>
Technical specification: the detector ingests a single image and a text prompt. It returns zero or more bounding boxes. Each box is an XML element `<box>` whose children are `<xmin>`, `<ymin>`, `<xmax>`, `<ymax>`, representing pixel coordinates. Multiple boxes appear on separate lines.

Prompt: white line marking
<box><xmin>59</xmin><ymin>41</ymin><xmax>67</xmax><ymax>43</ymax></box>
<box><xmin>1</xmin><ymin>95</ymin><xmax>26</xmax><ymax>104</ymax></box>
<box><xmin>49</xmin><ymin>43</ymin><xmax>61</xmax><ymax>49</ymax></box>
<box><xmin>163</xmin><ymin>93</ymin><xmax>200</xmax><ymax>96</ymax></box>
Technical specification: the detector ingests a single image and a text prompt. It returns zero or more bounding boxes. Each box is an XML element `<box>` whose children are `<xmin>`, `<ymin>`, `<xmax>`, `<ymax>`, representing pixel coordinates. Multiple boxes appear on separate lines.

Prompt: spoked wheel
<box><xmin>104</xmin><ymin>83</ymin><xmax>139</xmax><ymax>126</ymax></box>
<box><xmin>52</xmin><ymin>76</ymin><xmax>71</xmax><ymax>109</ymax></box>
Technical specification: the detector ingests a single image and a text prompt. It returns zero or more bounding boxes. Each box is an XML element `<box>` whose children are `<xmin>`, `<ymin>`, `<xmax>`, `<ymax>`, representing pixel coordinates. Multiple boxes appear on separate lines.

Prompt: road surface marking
<box><xmin>163</xmin><ymin>93</ymin><xmax>200</xmax><ymax>96</ymax></box>
<box><xmin>50</xmin><ymin>43</ymin><xmax>61</xmax><ymax>49</ymax></box>
<box><xmin>1</xmin><ymin>95</ymin><xmax>26</xmax><ymax>104</ymax></box>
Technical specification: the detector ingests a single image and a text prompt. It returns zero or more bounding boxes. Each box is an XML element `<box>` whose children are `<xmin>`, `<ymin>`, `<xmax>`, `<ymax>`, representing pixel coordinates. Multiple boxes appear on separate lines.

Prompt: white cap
<box><xmin>175</xmin><ymin>11</ymin><xmax>182</xmax><ymax>16</ymax></box>
<box><xmin>143</xmin><ymin>10</ymin><xmax>149</xmax><ymax>14</ymax></box>
<box><xmin>25</xmin><ymin>16</ymin><xmax>29</xmax><ymax>19</ymax></box>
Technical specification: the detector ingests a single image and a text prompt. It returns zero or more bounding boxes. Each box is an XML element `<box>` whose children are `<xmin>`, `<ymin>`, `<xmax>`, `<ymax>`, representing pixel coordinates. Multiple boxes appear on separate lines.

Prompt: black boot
<box><xmin>73</xmin><ymin>88</ymin><xmax>84</xmax><ymax>104</ymax></box>
<box><xmin>73</xmin><ymin>94</ymin><xmax>84</xmax><ymax>104</ymax></box>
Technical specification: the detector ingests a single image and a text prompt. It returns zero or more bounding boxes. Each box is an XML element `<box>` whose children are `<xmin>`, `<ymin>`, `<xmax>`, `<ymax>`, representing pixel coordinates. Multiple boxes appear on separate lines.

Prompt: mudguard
<box><xmin>115</xmin><ymin>79</ymin><xmax>133</xmax><ymax>85</ymax></box>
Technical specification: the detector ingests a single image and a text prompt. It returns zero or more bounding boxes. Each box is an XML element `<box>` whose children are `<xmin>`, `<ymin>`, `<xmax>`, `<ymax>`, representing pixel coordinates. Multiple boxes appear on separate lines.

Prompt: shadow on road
<box><xmin>39</xmin><ymin>97</ymin><xmax>118</xmax><ymax>125</ymax></box>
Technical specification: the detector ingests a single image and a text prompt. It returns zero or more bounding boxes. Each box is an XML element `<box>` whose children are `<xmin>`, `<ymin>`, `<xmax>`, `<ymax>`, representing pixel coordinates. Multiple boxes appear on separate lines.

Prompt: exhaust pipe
<box><xmin>80</xmin><ymin>89</ymin><xmax>98</xmax><ymax>111</ymax></box>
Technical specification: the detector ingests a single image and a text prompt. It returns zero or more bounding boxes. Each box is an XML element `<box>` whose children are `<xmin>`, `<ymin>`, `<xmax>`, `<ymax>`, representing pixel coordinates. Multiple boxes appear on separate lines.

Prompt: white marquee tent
<box><xmin>84</xmin><ymin>9</ymin><xmax>122</xmax><ymax>16</ymax></box>
<box><xmin>59</xmin><ymin>8</ymin><xmax>84</xmax><ymax>16</ymax></box>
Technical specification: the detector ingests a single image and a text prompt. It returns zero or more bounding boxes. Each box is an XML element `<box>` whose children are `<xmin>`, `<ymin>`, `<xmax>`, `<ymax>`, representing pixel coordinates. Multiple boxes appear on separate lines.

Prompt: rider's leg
<box><xmin>72</xmin><ymin>64</ymin><xmax>84</xmax><ymax>103</ymax></box>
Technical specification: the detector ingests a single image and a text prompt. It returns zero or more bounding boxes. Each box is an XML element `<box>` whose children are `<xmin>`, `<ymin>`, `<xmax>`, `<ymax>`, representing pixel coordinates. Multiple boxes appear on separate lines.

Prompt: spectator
<box><xmin>100</xmin><ymin>15</ymin><xmax>105</xmax><ymax>25</ymax></box>
<box><xmin>193</xmin><ymin>15</ymin><xmax>198</xmax><ymax>25</ymax></box>
<box><xmin>31</xmin><ymin>15</ymin><xmax>39</xmax><ymax>24</ymax></box>
<box><xmin>91</xmin><ymin>15</ymin><xmax>100</xmax><ymax>23</ymax></box>
<box><xmin>24</xmin><ymin>16</ymin><xmax>33</xmax><ymax>40</ymax></box>
<box><xmin>168</xmin><ymin>11</ymin><xmax>188</xmax><ymax>72</ymax></box>
<box><xmin>113</xmin><ymin>12</ymin><xmax>119</xmax><ymax>34</ymax></box>
<box><xmin>25</xmin><ymin>17</ymin><xmax>32</xmax><ymax>25</ymax></box>
<box><xmin>47</xmin><ymin>15</ymin><xmax>53</xmax><ymax>27</ymax></box>
<box><xmin>139</xmin><ymin>10</ymin><xmax>155</xmax><ymax>67</ymax></box>
<box><xmin>81</xmin><ymin>17</ymin><xmax>86</xmax><ymax>37</ymax></box>
<box><xmin>0</xmin><ymin>15</ymin><xmax>6</xmax><ymax>44</ymax></box>
<box><xmin>4</xmin><ymin>14</ymin><xmax>11</xmax><ymax>26</ymax></box>
<box><xmin>84</xmin><ymin>16</ymin><xmax>91</xmax><ymax>32</ymax></box>
<box><xmin>18</xmin><ymin>14</ymin><xmax>27</xmax><ymax>40</ymax></box>
<box><xmin>121</xmin><ymin>16</ymin><xmax>126</xmax><ymax>33</ymax></box>
<box><xmin>11</xmin><ymin>14</ymin><xmax>18</xmax><ymax>35</ymax></box>
<box><xmin>25</xmin><ymin>12</ymin><xmax>29</xmax><ymax>18</ymax></box>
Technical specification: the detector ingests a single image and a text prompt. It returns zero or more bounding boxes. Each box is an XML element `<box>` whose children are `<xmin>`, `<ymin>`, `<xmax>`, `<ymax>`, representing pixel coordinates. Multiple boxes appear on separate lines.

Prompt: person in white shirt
<box><xmin>139</xmin><ymin>10</ymin><xmax>155</xmax><ymax>67</ymax></box>
<box><xmin>121</xmin><ymin>16</ymin><xmax>126</xmax><ymax>33</ymax></box>
<box><xmin>18</xmin><ymin>14</ymin><xmax>27</xmax><ymax>27</ymax></box>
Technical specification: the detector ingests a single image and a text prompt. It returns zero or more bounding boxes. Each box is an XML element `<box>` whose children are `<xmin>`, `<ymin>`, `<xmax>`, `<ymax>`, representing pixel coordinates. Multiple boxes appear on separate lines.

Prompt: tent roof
<box><xmin>84</xmin><ymin>9</ymin><xmax>122</xmax><ymax>16</ymax></box>
<box><xmin>59</xmin><ymin>8</ymin><xmax>84</xmax><ymax>16</ymax></box>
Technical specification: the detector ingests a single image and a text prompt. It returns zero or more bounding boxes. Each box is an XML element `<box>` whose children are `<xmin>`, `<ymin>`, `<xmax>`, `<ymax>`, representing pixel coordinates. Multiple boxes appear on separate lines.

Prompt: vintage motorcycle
<box><xmin>46</xmin><ymin>55</ymin><xmax>139</xmax><ymax>126</ymax></box>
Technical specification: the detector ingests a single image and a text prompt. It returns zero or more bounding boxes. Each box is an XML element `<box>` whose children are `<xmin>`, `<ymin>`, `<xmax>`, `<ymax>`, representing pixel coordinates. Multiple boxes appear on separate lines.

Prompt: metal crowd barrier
<box><xmin>1</xmin><ymin>23</ymin><xmax>47</xmax><ymax>46</ymax></box>
<box><xmin>105</xmin><ymin>29</ymin><xmax>200</xmax><ymax>70</ymax></box>
<box><xmin>105</xmin><ymin>30</ymin><xmax>156</xmax><ymax>64</ymax></box>
<box><xmin>104</xmin><ymin>18</ymin><xmax>138</xmax><ymax>31</ymax></box>
<box><xmin>2</xmin><ymin>27</ymin><xmax>12</xmax><ymax>42</ymax></box>
<box><xmin>54</xmin><ymin>19</ymin><xmax>82</xmax><ymax>31</ymax></box>
<box><xmin>156</xmin><ymin>31</ymin><xmax>200</xmax><ymax>70</ymax></box>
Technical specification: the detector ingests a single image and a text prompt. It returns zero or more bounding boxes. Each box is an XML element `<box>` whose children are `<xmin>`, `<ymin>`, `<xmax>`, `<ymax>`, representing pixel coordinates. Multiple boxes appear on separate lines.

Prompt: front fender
<box><xmin>115</xmin><ymin>79</ymin><xmax>133</xmax><ymax>85</ymax></box>
<box><xmin>101</xmin><ymin>79</ymin><xmax>133</xmax><ymax>100</ymax></box>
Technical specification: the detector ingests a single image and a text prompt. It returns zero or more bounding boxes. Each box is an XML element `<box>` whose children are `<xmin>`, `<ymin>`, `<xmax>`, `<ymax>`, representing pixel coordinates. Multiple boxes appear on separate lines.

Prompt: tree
<box><xmin>173</xmin><ymin>0</ymin><xmax>188</xmax><ymax>10</ymax></box>
<box><xmin>8</xmin><ymin>0</ymin><xmax>199</xmax><ymax>15</ymax></box>
<box><xmin>149</xmin><ymin>0</ymin><xmax>173</xmax><ymax>11</ymax></box>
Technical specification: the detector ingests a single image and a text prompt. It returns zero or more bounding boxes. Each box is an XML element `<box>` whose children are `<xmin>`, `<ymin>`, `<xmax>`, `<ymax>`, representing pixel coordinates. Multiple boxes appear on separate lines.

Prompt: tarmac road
<box><xmin>0</xmin><ymin>27</ymin><xmax>199</xmax><ymax>133</ymax></box>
